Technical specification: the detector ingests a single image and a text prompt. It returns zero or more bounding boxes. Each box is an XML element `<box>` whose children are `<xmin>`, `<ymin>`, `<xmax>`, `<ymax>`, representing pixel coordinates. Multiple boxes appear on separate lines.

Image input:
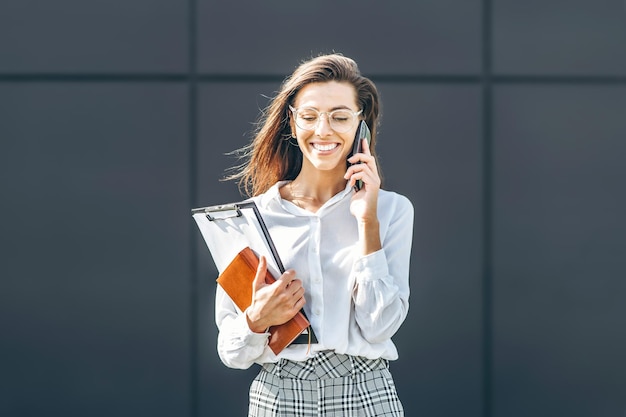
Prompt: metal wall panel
<box><xmin>2</xmin><ymin>1</ymin><xmax>625</xmax><ymax>417</ymax></box>
<box><xmin>197</xmin><ymin>0</ymin><xmax>482</xmax><ymax>75</ymax></box>
<box><xmin>195</xmin><ymin>82</ymin><xmax>276</xmax><ymax>417</ymax></box>
<box><xmin>492</xmin><ymin>85</ymin><xmax>626</xmax><ymax>417</ymax></box>
<box><xmin>493</xmin><ymin>0</ymin><xmax>626</xmax><ymax>75</ymax></box>
<box><xmin>377</xmin><ymin>83</ymin><xmax>484</xmax><ymax>417</ymax></box>
<box><xmin>0</xmin><ymin>1</ymin><xmax>187</xmax><ymax>72</ymax></box>
<box><xmin>0</xmin><ymin>83</ymin><xmax>191</xmax><ymax>417</ymax></box>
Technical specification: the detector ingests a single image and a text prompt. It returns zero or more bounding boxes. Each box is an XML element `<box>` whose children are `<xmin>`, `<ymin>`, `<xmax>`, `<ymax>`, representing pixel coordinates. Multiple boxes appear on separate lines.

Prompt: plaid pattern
<box><xmin>249</xmin><ymin>351</ymin><xmax>404</xmax><ymax>416</ymax></box>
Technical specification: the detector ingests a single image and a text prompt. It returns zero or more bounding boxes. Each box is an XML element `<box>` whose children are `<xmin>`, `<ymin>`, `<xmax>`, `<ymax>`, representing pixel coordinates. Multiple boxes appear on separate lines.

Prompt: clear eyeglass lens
<box><xmin>295</xmin><ymin>108</ymin><xmax>356</xmax><ymax>133</ymax></box>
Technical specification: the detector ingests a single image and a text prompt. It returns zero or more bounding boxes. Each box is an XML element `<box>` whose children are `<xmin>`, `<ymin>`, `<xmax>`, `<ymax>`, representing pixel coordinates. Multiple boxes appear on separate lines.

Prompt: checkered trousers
<box><xmin>248</xmin><ymin>351</ymin><xmax>404</xmax><ymax>417</ymax></box>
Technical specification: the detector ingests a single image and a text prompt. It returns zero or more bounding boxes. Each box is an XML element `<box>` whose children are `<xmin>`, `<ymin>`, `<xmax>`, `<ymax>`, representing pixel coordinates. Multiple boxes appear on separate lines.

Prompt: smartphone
<box><xmin>349</xmin><ymin>120</ymin><xmax>372</xmax><ymax>191</ymax></box>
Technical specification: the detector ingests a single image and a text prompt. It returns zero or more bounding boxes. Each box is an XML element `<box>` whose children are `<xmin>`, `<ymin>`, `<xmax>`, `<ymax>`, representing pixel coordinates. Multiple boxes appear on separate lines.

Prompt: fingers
<box><xmin>346</xmin><ymin>151</ymin><xmax>374</xmax><ymax>166</ymax></box>
<box><xmin>345</xmin><ymin>139</ymin><xmax>378</xmax><ymax>190</ymax></box>
<box><xmin>347</xmin><ymin>136</ymin><xmax>371</xmax><ymax>160</ymax></box>
<box><xmin>281</xmin><ymin>272</ymin><xmax>304</xmax><ymax>296</ymax></box>
<box><xmin>287</xmin><ymin>284</ymin><xmax>306</xmax><ymax>312</ymax></box>
<box><xmin>278</xmin><ymin>270</ymin><xmax>305</xmax><ymax>310</ymax></box>
<box><xmin>248</xmin><ymin>262</ymin><xmax>308</xmax><ymax>330</ymax></box>
<box><xmin>293</xmin><ymin>293</ymin><xmax>306</xmax><ymax>311</ymax></box>
<box><xmin>344</xmin><ymin>162</ymin><xmax>380</xmax><ymax>190</ymax></box>
<box><xmin>287</xmin><ymin>280</ymin><xmax>305</xmax><ymax>299</ymax></box>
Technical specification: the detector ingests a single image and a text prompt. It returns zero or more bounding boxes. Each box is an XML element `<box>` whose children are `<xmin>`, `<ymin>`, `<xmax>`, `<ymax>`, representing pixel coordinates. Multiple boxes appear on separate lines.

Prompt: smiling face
<box><xmin>290</xmin><ymin>81</ymin><xmax>361</xmax><ymax>177</ymax></box>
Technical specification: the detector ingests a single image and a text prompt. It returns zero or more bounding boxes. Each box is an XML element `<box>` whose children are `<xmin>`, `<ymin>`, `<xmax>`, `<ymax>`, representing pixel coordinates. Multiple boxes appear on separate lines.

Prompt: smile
<box><xmin>312</xmin><ymin>143</ymin><xmax>339</xmax><ymax>152</ymax></box>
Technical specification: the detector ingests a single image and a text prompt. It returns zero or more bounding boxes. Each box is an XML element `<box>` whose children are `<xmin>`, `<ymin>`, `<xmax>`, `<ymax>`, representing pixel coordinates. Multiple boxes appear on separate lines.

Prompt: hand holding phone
<box><xmin>349</xmin><ymin>120</ymin><xmax>372</xmax><ymax>191</ymax></box>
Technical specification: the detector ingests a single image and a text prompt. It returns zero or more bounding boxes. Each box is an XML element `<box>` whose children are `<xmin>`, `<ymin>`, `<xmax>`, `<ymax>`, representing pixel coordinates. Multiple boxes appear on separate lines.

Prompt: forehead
<box><xmin>294</xmin><ymin>81</ymin><xmax>358</xmax><ymax>109</ymax></box>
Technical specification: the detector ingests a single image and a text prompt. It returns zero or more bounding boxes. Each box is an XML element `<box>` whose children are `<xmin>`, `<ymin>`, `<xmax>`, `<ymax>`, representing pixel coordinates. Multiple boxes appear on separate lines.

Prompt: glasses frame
<box><xmin>289</xmin><ymin>105</ymin><xmax>363</xmax><ymax>133</ymax></box>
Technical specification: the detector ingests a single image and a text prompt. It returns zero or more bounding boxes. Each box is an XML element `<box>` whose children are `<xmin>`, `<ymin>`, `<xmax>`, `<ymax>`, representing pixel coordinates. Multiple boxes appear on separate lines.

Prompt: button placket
<box><xmin>308</xmin><ymin>216</ymin><xmax>324</xmax><ymax>320</ymax></box>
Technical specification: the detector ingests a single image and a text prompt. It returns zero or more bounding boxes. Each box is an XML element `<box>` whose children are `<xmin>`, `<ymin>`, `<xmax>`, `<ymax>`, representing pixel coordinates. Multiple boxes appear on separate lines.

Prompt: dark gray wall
<box><xmin>1</xmin><ymin>1</ymin><xmax>625</xmax><ymax>417</ymax></box>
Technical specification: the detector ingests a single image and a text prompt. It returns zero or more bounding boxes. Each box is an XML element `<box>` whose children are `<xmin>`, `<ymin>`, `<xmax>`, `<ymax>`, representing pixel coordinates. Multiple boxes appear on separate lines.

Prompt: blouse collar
<box><xmin>257</xmin><ymin>181</ymin><xmax>353</xmax><ymax>216</ymax></box>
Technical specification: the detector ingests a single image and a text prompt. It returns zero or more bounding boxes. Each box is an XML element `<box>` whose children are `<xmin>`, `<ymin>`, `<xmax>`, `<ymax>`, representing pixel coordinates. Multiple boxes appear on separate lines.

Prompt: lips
<box><xmin>312</xmin><ymin>143</ymin><xmax>339</xmax><ymax>152</ymax></box>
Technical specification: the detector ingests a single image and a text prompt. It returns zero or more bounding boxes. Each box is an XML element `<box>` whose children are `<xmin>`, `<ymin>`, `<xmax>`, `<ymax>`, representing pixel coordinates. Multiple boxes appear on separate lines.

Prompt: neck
<box><xmin>293</xmin><ymin>167</ymin><xmax>346</xmax><ymax>196</ymax></box>
<box><xmin>284</xmin><ymin>168</ymin><xmax>347</xmax><ymax>212</ymax></box>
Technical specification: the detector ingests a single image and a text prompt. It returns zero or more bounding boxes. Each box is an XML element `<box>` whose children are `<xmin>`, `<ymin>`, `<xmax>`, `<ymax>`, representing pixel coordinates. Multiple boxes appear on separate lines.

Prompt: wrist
<box><xmin>245</xmin><ymin>309</ymin><xmax>269</xmax><ymax>334</ymax></box>
<box><xmin>357</xmin><ymin>217</ymin><xmax>380</xmax><ymax>238</ymax></box>
<box><xmin>357</xmin><ymin>218</ymin><xmax>382</xmax><ymax>255</ymax></box>
<box><xmin>357</xmin><ymin>216</ymin><xmax>379</xmax><ymax>228</ymax></box>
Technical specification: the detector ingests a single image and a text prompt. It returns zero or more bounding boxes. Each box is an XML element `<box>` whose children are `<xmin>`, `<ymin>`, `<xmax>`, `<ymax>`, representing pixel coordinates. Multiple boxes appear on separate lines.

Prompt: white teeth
<box><xmin>313</xmin><ymin>143</ymin><xmax>338</xmax><ymax>151</ymax></box>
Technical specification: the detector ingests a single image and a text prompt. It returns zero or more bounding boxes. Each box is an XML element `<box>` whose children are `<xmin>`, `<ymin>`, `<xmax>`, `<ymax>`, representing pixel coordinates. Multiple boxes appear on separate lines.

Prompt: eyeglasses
<box><xmin>289</xmin><ymin>105</ymin><xmax>362</xmax><ymax>133</ymax></box>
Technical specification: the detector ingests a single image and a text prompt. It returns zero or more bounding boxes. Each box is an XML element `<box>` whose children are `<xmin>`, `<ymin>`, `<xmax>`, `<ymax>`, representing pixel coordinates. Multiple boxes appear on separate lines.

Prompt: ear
<box><xmin>288</xmin><ymin>113</ymin><xmax>297</xmax><ymax>138</ymax></box>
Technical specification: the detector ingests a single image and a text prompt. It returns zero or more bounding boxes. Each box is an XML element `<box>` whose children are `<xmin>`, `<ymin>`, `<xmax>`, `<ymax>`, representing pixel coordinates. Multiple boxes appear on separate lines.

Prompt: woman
<box><xmin>217</xmin><ymin>53</ymin><xmax>414</xmax><ymax>416</ymax></box>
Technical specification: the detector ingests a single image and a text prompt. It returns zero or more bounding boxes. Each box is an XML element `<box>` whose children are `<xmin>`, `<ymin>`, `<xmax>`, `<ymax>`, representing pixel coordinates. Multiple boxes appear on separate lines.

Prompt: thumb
<box><xmin>252</xmin><ymin>255</ymin><xmax>267</xmax><ymax>293</ymax></box>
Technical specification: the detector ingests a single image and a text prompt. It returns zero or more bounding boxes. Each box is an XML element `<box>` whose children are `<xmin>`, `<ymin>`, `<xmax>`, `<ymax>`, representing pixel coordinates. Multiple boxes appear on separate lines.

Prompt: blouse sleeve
<box><xmin>214</xmin><ymin>285</ymin><xmax>271</xmax><ymax>369</ymax></box>
<box><xmin>351</xmin><ymin>194</ymin><xmax>414</xmax><ymax>343</ymax></box>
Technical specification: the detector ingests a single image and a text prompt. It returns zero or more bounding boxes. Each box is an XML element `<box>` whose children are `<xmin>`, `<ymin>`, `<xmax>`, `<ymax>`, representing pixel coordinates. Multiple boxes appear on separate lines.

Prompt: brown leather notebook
<box><xmin>217</xmin><ymin>246</ymin><xmax>311</xmax><ymax>355</ymax></box>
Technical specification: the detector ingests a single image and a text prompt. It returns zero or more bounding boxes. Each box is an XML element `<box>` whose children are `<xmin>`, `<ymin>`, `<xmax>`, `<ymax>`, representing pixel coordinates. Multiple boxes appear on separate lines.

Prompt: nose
<box><xmin>315</xmin><ymin>113</ymin><xmax>334</xmax><ymax>136</ymax></box>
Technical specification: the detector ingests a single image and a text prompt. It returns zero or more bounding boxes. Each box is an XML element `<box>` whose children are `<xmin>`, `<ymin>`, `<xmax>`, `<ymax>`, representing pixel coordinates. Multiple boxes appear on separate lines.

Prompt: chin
<box><xmin>311</xmin><ymin>159</ymin><xmax>345</xmax><ymax>173</ymax></box>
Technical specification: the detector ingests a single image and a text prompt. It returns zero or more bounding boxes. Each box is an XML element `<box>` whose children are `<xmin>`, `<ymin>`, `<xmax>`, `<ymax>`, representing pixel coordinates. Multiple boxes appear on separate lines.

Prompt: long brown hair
<box><xmin>226</xmin><ymin>53</ymin><xmax>381</xmax><ymax>197</ymax></box>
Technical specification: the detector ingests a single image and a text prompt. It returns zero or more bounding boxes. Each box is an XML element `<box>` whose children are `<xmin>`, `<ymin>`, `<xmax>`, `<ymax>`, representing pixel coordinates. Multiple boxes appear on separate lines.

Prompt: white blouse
<box><xmin>215</xmin><ymin>181</ymin><xmax>414</xmax><ymax>369</ymax></box>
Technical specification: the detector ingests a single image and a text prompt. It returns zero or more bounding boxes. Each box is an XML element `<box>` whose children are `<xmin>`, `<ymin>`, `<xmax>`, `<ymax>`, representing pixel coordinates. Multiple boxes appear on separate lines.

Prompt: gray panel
<box><xmin>195</xmin><ymin>82</ymin><xmax>278</xmax><ymax>417</ymax></box>
<box><xmin>196</xmin><ymin>82</ymin><xmax>277</xmax><ymax>204</ymax></box>
<box><xmin>0</xmin><ymin>83</ymin><xmax>190</xmax><ymax>417</ymax></box>
<box><xmin>197</xmin><ymin>0</ymin><xmax>482</xmax><ymax>75</ymax></box>
<box><xmin>493</xmin><ymin>85</ymin><xmax>626</xmax><ymax>417</ymax></box>
<box><xmin>493</xmin><ymin>0</ymin><xmax>626</xmax><ymax>75</ymax></box>
<box><xmin>0</xmin><ymin>1</ymin><xmax>187</xmax><ymax>72</ymax></box>
<box><xmin>376</xmin><ymin>84</ymin><xmax>484</xmax><ymax>417</ymax></box>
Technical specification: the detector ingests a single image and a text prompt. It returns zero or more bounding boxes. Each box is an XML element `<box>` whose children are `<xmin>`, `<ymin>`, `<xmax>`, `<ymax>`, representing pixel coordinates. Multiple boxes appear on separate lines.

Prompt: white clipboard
<box><xmin>191</xmin><ymin>200</ymin><xmax>317</xmax><ymax>345</ymax></box>
<box><xmin>192</xmin><ymin>200</ymin><xmax>284</xmax><ymax>277</ymax></box>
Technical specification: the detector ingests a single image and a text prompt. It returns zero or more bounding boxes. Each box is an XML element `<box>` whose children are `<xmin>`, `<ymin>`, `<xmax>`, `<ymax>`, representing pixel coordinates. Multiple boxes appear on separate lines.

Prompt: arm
<box><xmin>352</xmin><ymin>195</ymin><xmax>414</xmax><ymax>343</ymax></box>
<box><xmin>345</xmin><ymin>138</ymin><xmax>414</xmax><ymax>343</ymax></box>
<box><xmin>215</xmin><ymin>256</ymin><xmax>306</xmax><ymax>369</ymax></box>
<box><xmin>215</xmin><ymin>286</ymin><xmax>269</xmax><ymax>369</ymax></box>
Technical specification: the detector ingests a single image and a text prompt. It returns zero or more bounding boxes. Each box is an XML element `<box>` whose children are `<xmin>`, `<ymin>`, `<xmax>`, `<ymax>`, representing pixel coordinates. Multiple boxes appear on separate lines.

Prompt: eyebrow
<box><xmin>299</xmin><ymin>105</ymin><xmax>355</xmax><ymax>111</ymax></box>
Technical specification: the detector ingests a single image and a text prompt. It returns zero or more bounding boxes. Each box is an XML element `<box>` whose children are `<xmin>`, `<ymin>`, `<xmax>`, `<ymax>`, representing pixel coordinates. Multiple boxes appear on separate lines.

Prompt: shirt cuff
<box><xmin>233</xmin><ymin>311</ymin><xmax>270</xmax><ymax>347</ymax></box>
<box><xmin>352</xmin><ymin>249</ymin><xmax>390</xmax><ymax>282</ymax></box>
